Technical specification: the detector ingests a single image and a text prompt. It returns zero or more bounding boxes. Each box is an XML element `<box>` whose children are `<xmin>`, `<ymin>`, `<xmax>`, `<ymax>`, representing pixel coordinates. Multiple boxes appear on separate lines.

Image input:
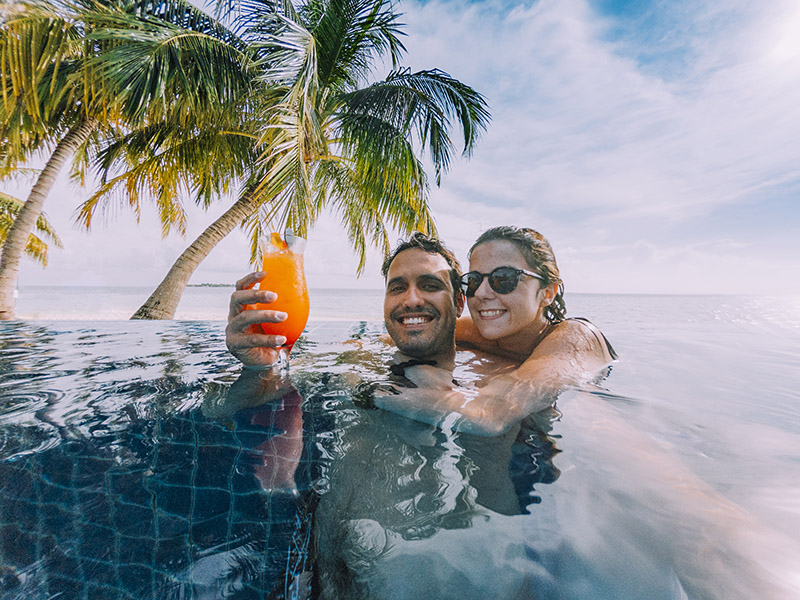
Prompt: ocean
<box><xmin>14</xmin><ymin>285</ymin><xmax>387</xmax><ymax>322</ymax></box>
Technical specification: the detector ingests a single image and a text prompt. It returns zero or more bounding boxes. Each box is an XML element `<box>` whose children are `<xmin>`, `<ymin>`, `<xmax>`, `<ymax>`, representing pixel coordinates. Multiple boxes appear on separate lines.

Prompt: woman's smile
<box><xmin>476</xmin><ymin>308</ymin><xmax>507</xmax><ymax>320</ymax></box>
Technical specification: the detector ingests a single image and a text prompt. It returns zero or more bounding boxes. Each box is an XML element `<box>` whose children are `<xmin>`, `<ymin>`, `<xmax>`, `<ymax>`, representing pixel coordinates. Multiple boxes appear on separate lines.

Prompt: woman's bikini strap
<box><xmin>567</xmin><ymin>317</ymin><xmax>618</xmax><ymax>361</ymax></box>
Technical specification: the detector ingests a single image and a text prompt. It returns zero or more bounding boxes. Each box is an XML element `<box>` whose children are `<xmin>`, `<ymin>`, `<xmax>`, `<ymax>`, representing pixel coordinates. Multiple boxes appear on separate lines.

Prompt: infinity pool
<box><xmin>2</xmin><ymin>295</ymin><xmax>800</xmax><ymax>599</ymax></box>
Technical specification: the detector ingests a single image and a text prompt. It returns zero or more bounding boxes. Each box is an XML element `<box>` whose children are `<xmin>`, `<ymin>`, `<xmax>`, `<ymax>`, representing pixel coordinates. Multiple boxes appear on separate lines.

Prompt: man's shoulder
<box><xmin>377</xmin><ymin>333</ymin><xmax>394</xmax><ymax>346</ymax></box>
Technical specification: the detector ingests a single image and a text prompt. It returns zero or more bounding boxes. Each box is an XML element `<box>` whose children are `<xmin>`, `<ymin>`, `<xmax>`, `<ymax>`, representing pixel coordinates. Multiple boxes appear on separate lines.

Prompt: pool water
<box><xmin>2</xmin><ymin>295</ymin><xmax>800</xmax><ymax>599</ymax></box>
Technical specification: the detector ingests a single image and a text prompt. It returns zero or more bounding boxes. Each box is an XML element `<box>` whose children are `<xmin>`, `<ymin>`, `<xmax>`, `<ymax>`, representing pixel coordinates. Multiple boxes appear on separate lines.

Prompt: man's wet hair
<box><xmin>382</xmin><ymin>232</ymin><xmax>463</xmax><ymax>305</ymax></box>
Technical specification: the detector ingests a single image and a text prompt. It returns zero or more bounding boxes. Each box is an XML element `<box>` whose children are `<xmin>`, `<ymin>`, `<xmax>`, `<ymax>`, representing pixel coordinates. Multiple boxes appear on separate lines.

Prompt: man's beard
<box><xmin>386</xmin><ymin>307</ymin><xmax>455</xmax><ymax>359</ymax></box>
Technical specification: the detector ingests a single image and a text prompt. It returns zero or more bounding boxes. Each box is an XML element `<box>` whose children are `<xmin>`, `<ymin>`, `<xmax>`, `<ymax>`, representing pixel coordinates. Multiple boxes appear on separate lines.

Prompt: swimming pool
<box><xmin>1</xmin><ymin>295</ymin><xmax>800</xmax><ymax>599</ymax></box>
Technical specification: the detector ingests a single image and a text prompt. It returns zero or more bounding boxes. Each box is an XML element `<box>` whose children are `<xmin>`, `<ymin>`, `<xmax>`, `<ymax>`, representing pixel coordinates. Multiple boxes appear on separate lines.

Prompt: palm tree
<box><xmin>66</xmin><ymin>0</ymin><xmax>265</xmax><ymax>318</ymax></box>
<box><xmin>0</xmin><ymin>0</ymin><xmax>101</xmax><ymax>318</ymax></box>
<box><xmin>82</xmin><ymin>0</ymin><xmax>490</xmax><ymax>319</ymax></box>
<box><xmin>0</xmin><ymin>190</ymin><xmax>62</xmax><ymax>266</ymax></box>
<box><xmin>0</xmin><ymin>0</ymin><xmax>255</xmax><ymax>319</ymax></box>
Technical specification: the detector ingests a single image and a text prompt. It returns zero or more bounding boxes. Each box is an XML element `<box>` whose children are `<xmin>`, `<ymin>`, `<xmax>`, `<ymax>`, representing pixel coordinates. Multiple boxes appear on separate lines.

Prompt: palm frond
<box><xmin>319</xmin><ymin>160</ymin><xmax>392</xmax><ymax>273</ymax></box>
<box><xmin>76</xmin><ymin>119</ymin><xmax>258</xmax><ymax>234</ymax></box>
<box><xmin>1</xmin><ymin>1</ymin><xmax>85</xmax><ymax>163</ymax></box>
<box><xmin>254</xmin><ymin>19</ymin><xmax>318</xmax><ymax>110</ymax></box>
<box><xmin>0</xmin><ymin>190</ymin><xmax>63</xmax><ymax>265</ymax></box>
<box><xmin>337</xmin><ymin>68</ymin><xmax>490</xmax><ymax>184</ymax></box>
<box><xmin>309</xmin><ymin>0</ymin><xmax>407</xmax><ymax>90</ymax></box>
<box><xmin>79</xmin><ymin>0</ymin><xmax>256</xmax><ymax>126</ymax></box>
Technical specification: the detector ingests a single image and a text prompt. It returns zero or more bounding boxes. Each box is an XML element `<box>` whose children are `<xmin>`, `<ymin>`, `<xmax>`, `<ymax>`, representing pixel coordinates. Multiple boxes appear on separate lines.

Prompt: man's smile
<box><xmin>395</xmin><ymin>312</ymin><xmax>436</xmax><ymax>328</ymax></box>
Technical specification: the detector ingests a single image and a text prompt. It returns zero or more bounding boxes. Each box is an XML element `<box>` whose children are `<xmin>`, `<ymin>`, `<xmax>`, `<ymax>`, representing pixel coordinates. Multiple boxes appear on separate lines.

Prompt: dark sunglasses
<box><xmin>461</xmin><ymin>267</ymin><xmax>543</xmax><ymax>297</ymax></box>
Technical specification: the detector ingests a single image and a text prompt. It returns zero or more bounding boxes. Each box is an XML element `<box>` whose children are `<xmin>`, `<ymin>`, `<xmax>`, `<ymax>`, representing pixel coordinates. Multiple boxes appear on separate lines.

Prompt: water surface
<box><xmin>1</xmin><ymin>294</ymin><xmax>799</xmax><ymax>598</ymax></box>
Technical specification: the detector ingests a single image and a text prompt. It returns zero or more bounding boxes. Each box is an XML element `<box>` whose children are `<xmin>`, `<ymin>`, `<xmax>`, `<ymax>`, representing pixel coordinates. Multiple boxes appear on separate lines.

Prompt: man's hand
<box><xmin>226</xmin><ymin>271</ymin><xmax>289</xmax><ymax>368</ymax></box>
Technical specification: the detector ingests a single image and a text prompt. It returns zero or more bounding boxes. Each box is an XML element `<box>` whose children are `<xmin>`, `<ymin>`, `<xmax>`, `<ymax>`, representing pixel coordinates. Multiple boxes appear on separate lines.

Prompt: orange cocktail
<box><xmin>255</xmin><ymin>231</ymin><xmax>310</xmax><ymax>353</ymax></box>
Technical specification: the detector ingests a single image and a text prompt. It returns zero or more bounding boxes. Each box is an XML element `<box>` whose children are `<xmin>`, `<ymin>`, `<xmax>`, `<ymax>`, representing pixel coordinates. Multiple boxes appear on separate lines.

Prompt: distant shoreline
<box><xmin>13</xmin><ymin>286</ymin><xmax>387</xmax><ymax>321</ymax></box>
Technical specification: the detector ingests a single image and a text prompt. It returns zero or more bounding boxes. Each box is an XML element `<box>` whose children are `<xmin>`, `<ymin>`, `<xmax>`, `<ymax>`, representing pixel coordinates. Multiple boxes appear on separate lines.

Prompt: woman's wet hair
<box><xmin>382</xmin><ymin>232</ymin><xmax>463</xmax><ymax>306</ymax></box>
<box><xmin>469</xmin><ymin>226</ymin><xmax>567</xmax><ymax>323</ymax></box>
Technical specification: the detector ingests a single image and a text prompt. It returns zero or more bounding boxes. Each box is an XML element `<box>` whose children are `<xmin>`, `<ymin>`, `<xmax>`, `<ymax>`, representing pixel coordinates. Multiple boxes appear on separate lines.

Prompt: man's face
<box><xmin>383</xmin><ymin>248</ymin><xmax>463</xmax><ymax>359</ymax></box>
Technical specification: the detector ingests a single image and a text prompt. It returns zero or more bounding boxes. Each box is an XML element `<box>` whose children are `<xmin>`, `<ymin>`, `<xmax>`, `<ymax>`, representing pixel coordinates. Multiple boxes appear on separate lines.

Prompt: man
<box><xmin>226</xmin><ymin>232</ymin><xmax>465</xmax><ymax>374</ymax></box>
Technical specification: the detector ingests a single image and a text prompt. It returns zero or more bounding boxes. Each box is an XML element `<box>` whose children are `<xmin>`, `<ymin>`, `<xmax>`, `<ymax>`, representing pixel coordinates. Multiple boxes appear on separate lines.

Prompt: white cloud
<box><xmin>399</xmin><ymin>0</ymin><xmax>800</xmax><ymax>294</ymax></box>
<box><xmin>405</xmin><ymin>0</ymin><xmax>800</xmax><ymax>215</ymax></box>
<box><xmin>5</xmin><ymin>0</ymin><xmax>800</xmax><ymax>297</ymax></box>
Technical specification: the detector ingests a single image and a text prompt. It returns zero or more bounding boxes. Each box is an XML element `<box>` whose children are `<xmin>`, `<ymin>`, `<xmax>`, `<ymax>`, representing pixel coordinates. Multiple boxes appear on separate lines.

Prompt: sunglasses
<box><xmin>461</xmin><ymin>267</ymin><xmax>543</xmax><ymax>298</ymax></box>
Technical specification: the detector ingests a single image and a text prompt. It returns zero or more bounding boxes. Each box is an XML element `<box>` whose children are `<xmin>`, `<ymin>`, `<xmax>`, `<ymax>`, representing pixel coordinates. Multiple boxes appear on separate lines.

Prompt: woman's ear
<box><xmin>542</xmin><ymin>282</ymin><xmax>558</xmax><ymax>306</ymax></box>
<box><xmin>456</xmin><ymin>290</ymin><xmax>465</xmax><ymax>316</ymax></box>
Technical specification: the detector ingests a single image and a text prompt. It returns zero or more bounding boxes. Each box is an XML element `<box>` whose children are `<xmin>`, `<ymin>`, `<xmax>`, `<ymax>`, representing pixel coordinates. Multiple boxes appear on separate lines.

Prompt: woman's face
<box><xmin>467</xmin><ymin>240</ymin><xmax>553</xmax><ymax>341</ymax></box>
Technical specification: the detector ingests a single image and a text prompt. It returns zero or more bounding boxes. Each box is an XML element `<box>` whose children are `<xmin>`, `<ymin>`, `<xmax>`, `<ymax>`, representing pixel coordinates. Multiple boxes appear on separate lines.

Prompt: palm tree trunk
<box><xmin>131</xmin><ymin>192</ymin><xmax>259</xmax><ymax>319</ymax></box>
<box><xmin>0</xmin><ymin>119</ymin><xmax>97</xmax><ymax>320</ymax></box>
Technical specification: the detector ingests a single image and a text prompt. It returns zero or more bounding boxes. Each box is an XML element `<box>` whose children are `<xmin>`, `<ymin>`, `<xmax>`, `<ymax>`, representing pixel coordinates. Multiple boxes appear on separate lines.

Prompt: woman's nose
<box><xmin>474</xmin><ymin>276</ymin><xmax>494</xmax><ymax>299</ymax></box>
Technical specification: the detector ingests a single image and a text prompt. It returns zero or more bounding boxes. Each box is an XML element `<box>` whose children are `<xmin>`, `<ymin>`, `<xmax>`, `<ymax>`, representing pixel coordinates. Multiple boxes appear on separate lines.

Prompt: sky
<box><xmin>5</xmin><ymin>0</ymin><xmax>800</xmax><ymax>295</ymax></box>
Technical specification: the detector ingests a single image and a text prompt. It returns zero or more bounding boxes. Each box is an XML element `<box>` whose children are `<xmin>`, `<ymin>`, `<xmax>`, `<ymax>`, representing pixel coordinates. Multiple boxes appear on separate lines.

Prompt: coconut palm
<box><xmin>82</xmin><ymin>0</ymin><xmax>490</xmax><ymax>319</ymax></box>
<box><xmin>0</xmin><ymin>0</ymin><xmax>101</xmax><ymax>318</ymax></box>
<box><xmin>66</xmin><ymin>0</ymin><xmax>266</xmax><ymax>318</ymax></box>
<box><xmin>0</xmin><ymin>190</ymin><xmax>62</xmax><ymax>266</ymax></box>
<box><xmin>0</xmin><ymin>0</ymin><xmax>255</xmax><ymax>319</ymax></box>
<box><xmin>239</xmin><ymin>0</ymin><xmax>490</xmax><ymax>261</ymax></box>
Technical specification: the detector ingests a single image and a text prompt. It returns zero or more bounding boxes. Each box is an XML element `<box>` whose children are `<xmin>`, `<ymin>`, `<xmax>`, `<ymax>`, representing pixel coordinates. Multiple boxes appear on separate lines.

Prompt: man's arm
<box><xmin>375</xmin><ymin>320</ymin><xmax>612</xmax><ymax>436</ymax></box>
<box><xmin>226</xmin><ymin>271</ymin><xmax>291</xmax><ymax>368</ymax></box>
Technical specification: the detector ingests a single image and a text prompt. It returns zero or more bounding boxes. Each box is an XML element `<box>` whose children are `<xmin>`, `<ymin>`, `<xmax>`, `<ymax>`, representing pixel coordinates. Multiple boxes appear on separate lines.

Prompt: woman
<box><xmin>375</xmin><ymin>226</ymin><xmax>616</xmax><ymax>436</ymax></box>
<box><xmin>457</xmin><ymin>226</ymin><xmax>615</xmax><ymax>370</ymax></box>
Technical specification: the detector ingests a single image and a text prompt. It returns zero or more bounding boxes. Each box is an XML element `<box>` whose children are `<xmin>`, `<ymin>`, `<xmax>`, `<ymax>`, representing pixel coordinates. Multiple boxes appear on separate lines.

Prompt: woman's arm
<box><xmin>376</xmin><ymin>320</ymin><xmax>613</xmax><ymax>436</ymax></box>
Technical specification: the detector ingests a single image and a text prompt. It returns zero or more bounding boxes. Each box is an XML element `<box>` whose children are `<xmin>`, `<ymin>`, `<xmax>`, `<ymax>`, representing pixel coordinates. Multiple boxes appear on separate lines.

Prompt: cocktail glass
<box><xmin>254</xmin><ymin>230</ymin><xmax>310</xmax><ymax>367</ymax></box>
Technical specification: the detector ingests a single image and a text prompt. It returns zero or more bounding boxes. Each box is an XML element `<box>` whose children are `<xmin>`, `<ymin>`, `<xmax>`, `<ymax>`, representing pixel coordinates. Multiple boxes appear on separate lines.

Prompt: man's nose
<box><xmin>403</xmin><ymin>285</ymin><xmax>425</xmax><ymax>307</ymax></box>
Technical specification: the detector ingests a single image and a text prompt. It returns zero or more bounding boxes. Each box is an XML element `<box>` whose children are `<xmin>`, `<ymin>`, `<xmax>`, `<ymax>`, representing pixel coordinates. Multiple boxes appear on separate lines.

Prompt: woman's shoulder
<box><xmin>546</xmin><ymin>318</ymin><xmax>617</xmax><ymax>362</ymax></box>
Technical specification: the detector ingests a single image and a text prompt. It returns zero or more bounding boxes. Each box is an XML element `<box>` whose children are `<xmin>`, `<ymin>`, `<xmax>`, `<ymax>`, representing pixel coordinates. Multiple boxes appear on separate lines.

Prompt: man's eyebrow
<box><xmin>418</xmin><ymin>273</ymin><xmax>447</xmax><ymax>285</ymax></box>
<box><xmin>386</xmin><ymin>276</ymin><xmax>407</xmax><ymax>287</ymax></box>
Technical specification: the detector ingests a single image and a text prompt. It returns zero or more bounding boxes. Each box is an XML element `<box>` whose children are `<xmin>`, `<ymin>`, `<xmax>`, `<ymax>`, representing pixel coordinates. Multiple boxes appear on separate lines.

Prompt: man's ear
<box><xmin>456</xmin><ymin>290</ymin><xmax>465</xmax><ymax>316</ymax></box>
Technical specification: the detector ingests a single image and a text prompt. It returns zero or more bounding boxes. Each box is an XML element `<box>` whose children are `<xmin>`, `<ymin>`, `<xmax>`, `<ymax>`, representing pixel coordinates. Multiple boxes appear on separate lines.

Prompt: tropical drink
<box><xmin>255</xmin><ymin>231</ymin><xmax>310</xmax><ymax>353</ymax></box>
